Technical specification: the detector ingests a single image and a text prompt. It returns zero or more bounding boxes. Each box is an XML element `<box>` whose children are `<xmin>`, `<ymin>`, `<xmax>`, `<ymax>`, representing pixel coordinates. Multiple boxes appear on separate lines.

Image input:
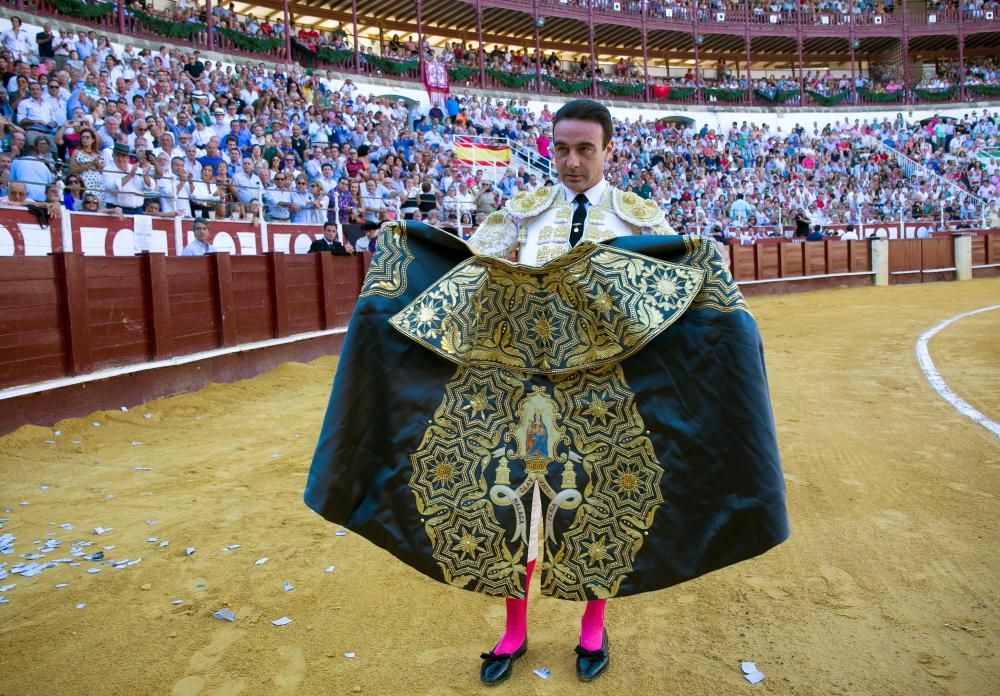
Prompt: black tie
<box><xmin>570</xmin><ymin>193</ymin><xmax>588</xmax><ymax>247</ymax></box>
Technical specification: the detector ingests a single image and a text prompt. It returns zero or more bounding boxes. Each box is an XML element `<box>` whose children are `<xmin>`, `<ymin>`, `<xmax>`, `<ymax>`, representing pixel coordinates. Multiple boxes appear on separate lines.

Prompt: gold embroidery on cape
<box><xmin>390</xmin><ymin>245</ymin><xmax>705</xmax><ymax>374</ymax></box>
<box><xmin>359</xmin><ymin>221</ymin><xmax>415</xmax><ymax>299</ymax></box>
<box><xmin>468</xmin><ymin>211</ymin><xmax>515</xmax><ymax>258</ymax></box>
<box><xmin>508</xmin><ymin>187</ymin><xmax>559</xmax><ymax>215</ymax></box>
<box><xmin>611</xmin><ymin>189</ymin><xmax>665</xmax><ymax>227</ymax></box>
<box><xmin>678</xmin><ymin>236</ymin><xmax>752</xmax><ymax>315</ymax></box>
<box><xmin>410</xmin><ymin>364</ymin><xmax>663</xmax><ymax>599</ymax></box>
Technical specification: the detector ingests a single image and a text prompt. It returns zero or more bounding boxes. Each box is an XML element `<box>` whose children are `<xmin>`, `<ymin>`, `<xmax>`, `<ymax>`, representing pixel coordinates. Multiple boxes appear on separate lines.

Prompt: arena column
<box><xmin>850</xmin><ymin>38</ymin><xmax>858</xmax><ymax>105</ymax></box>
<box><xmin>744</xmin><ymin>15</ymin><xmax>752</xmax><ymax>104</ymax></box>
<box><xmin>958</xmin><ymin>13</ymin><xmax>966</xmax><ymax>100</ymax></box>
<box><xmin>351</xmin><ymin>0</ymin><xmax>360</xmax><ymax>73</ymax></box>
<box><xmin>588</xmin><ymin>1</ymin><xmax>597</xmax><ymax>98</ymax></box>
<box><xmin>475</xmin><ymin>0</ymin><xmax>485</xmax><ymax>88</ymax></box>
<box><xmin>900</xmin><ymin>8</ymin><xmax>910</xmax><ymax>95</ymax></box>
<box><xmin>206</xmin><ymin>0</ymin><xmax>215</xmax><ymax>51</ymax></box>
<box><xmin>872</xmin><ymin>238</ymin><xmax>889</xmax><ymax>286</ymax></box>
<box><xmin>416</xmin><ymin>0</ymin><xmax>425</xmax><ymax>83</ymax></box>
<box><xmin>795</xmin><ymin>3</ymin><xmax>805</xmax><ymax>102</ymax></box>
<box><xmin>641</xmin><ymin>5</ymin><xmax>650</xmax><ymax>102</ymax></box>
<box><xmin>283</xmin><ymin>0</ymin><xmax>292</xmax><ymax>62</ymax></box>
<box><xmin>953</xmin><ymin>233</ymin><xmax>972</xmax><ymax>281</ymax></box>
<box><xmin>533</xmin><ymin>1</ymin><xmax>543</xmax><ymax>95</ymax></box>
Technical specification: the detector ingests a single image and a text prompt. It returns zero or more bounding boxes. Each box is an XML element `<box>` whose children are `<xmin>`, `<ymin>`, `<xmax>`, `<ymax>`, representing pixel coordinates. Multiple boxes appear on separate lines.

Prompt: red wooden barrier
<box><xmin>0</xmin><ymin>252</ymin><xmax>365</xmax><ymax>391</ymax></box>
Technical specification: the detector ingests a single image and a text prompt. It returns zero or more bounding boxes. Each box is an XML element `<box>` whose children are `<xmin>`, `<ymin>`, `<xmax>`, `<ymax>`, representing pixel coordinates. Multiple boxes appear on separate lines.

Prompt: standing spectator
<box><xmin>159</xmin><ymin>157</ymin><xmax>194</xmax><ymax>218</ymax></box>
<box><xmin>264</xmin><ymin>171</ymin><xmax>293</xmax><ymax>221</ymax></box>
<box><xmin>36</xmin><ymin>23</ymin><xmax>54</xmax><ymax>62</ymax></box>
<box><xmin>70</xmin><ymin>127</ymin><xmax>105</xmax><ymax>200</ymax></box>
<box><xmin>104</xmin><ymin>143</ymin><xmax>151</xmax><ymax>214</ymax></box>
<box><xmin>327</xmin><ymin>177</ymin><xmax>355</xmax><ymax>225</ymax></box>
<box><xmin>10</xmin><ymin>143</ymin><xmax>55</xmax><ymax>201</ymax></box>
<box><xmin>290</xmin><ymin>175</ymin><xmax>316</xmax><ymax>223</ymax></box>
<box><xmin>16</xmin><ymin>81</ymin><xmax>56</xmax><ymax>151</ymax></box>
<box><xmin>232</xmin><ymin>157</ymin><xmax>262</xmax><ymax>208</ymax></box>
<box><xmin>1</xmin><ymin>17</ymin><xmax>35</xmax><ymax>61</ymax></box>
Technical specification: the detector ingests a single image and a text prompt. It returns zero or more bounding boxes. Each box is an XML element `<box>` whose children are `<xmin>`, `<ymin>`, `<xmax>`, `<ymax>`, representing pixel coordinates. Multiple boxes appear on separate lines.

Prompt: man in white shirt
<box><xmin>42</xmin><ymin>79</ymin><xmax>68</xmax><ymax>127</ymax></box>
<box><xmin>159</xmin><ymin>157</ymin><xmax>194</xmax><ymax>218</ymax></box>
<box><xmin>16</xmin><ymin>81</ymin><xmax>56</xmax><ymax>151</ymax></box>
<box><xmin>104</xmin><ymin>143</ymin><xmax>152</xmax><ymax>214</ymax></box>
<box><xmin>232</xmin><ymin>157</ymin><xmax>263</xmax><ymax>207</ymax></box>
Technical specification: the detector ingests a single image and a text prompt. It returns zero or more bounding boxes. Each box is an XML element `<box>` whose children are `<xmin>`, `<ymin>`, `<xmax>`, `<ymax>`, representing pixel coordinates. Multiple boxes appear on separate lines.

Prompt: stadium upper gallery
<box><xmin>5</xmin><ymin>0</ymin><xmax>1000</xmax><ymax>107</ymax></box>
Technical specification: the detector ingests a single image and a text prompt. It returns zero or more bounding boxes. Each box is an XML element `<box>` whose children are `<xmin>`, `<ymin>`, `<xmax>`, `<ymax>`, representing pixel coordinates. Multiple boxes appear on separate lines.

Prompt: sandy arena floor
<box><xmin>1</xmin><ymin>278</ymin><xmax>998</xmax><ymax>696</ymax></box>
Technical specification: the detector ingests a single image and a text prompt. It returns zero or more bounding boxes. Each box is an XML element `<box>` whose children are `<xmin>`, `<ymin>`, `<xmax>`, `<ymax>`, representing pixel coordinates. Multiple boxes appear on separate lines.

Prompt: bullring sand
<box><xmin>1</xmin><ymin>278</ymin><xmax>998</xmax><ymax>695</ymax></box>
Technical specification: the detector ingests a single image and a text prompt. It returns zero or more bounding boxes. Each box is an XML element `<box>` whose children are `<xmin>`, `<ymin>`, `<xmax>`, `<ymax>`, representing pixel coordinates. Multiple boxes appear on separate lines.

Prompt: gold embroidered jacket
<box><xmin>468</xmin><ymin>184</ymin><xmax>676</xmax><ymax>266</ymax></box>
<box><xmin>305</xmin><ymin>222</ymin><xmax>789</xmax><ymax>601</ymax></box>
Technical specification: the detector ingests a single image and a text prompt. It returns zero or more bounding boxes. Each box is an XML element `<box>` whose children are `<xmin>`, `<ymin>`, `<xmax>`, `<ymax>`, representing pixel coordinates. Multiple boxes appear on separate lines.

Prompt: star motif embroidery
<box><xmin>613</xmin><ymin>465</ymin><xmax>643</xmax><ymax>499</ymax></box>
<box><xmin>582</xmin><ymin>392</ymin><xmax>614</xmax><ymax>426</ymax></box>
<box><xmin>589</xmin><ymin>288</ymin><xmax>615</xmax><ymax>317</ymax></box>
<box><xmin>533</xmin><ymin>314</ymin><xmax>553</xmax><ymax>342</ymax></box>
<box><xmin>581</xmin><ymin>534</ymin><xmax>615</xmax><ymax>571</ymax></box>
<box><xmin>452</xmin><ymin>527</ymin><xmax>483</xmax><ymax>560</ymax></box>
<box><xmin>430</xmin><ymin>454</ymin><xmax>458</xmax><ymax>487</ymax></box>
<box><xmin>463</xmin><ymin>386</ymin><xmax>492</xmax><ymax>420</ymax></box>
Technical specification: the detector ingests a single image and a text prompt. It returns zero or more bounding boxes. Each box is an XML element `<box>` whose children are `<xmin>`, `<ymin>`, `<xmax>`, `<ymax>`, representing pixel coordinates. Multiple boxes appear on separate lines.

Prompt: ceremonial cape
<box><xmin>305</xmin><ymin>221</ymin><xmax>789</xmax><ymax>601</ymax></box>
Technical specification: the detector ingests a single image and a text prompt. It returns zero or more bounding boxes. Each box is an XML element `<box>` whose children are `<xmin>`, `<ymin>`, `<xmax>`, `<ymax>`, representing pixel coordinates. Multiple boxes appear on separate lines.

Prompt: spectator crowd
<box><xmin>0</xmin><ymin>13</ymin><xmax>999</xmax><ymax>248</ymax></box>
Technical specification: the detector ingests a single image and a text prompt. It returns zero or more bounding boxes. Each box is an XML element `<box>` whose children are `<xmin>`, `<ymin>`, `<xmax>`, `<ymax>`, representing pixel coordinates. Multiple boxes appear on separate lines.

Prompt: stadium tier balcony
<box><xmin>7</xmin><ymin>0</ymin><xmax>1000</xmax><ymax>108</ymax></box>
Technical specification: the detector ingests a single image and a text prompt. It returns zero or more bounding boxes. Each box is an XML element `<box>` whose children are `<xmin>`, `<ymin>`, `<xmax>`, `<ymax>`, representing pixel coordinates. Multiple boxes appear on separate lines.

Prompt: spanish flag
<box><xmin>453</xmin><ymin>137</ymin><xmax>510</xmax><ymax>166</ymax></box>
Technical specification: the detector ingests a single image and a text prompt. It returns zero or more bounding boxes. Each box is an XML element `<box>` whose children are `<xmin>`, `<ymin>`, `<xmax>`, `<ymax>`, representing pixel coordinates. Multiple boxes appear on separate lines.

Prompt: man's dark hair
<box><xmin>552</xmin><ymin>99</ymin><xmax>613</xmax><ymax>147</ymax></box>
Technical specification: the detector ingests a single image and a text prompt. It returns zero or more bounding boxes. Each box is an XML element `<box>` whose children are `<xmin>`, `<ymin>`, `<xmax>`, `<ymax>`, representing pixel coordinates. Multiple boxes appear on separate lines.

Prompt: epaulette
<box><xmin>610</xmin><ymin>189</ymin><xmax>667</xmax><ymax>228</ymax></box>
<box><xmin>506</xmin><ymin>186</ymin><xmax>561</xmax><ymax>217</ymax></box>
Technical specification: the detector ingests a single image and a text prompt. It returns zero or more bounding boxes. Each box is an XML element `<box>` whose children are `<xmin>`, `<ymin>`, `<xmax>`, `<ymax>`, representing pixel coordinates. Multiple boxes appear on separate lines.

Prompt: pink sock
<box><xmin>493</xmin><ymin>559</ymin><xmax>535</xmax><ymax>654</ymax></box>
<box><xmin>579</xmin><ymin>599</ymin><xmax>607</xmax><ymax>651</ymax></box>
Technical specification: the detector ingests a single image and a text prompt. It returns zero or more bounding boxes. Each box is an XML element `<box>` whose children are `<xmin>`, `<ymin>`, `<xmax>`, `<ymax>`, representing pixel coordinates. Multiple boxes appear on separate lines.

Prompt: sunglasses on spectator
<box><xmin>84</xmin><ymin>199</ymin><xmax>99</xmax><ymax>206</ymax></box>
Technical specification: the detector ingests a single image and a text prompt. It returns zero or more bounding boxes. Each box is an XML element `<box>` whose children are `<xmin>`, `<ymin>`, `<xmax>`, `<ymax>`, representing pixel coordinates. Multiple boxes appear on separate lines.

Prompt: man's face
<box><xmin>323</xmin><ymin>225</ymin><xmax>337</xmax><ymax>241</ymax></box>
<box><xmin>29</xmin><ymin>83</ymin><xmax>42</xmax><ymax>100</ymax></box>
<box><xmin>553</xmin><ymin>118</ymin><xmax>611</xmax><ymax>194</ymax></box>
<box><xmin>193</xmin><ymin>222</ymin><xmax>209</xmax><ymax>242</ymax></box>
<box><xmin>8</xmin><ymin>183</ymin><xmax>27</xmax><ymax>203</ymax></box>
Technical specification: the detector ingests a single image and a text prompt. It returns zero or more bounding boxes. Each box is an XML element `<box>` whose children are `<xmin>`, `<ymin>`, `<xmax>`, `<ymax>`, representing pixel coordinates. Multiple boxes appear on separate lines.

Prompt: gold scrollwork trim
<box><xmin>360</xmin><ymin>221</ymin><xmax>415</xmax><ymax>299</ymax></box>
<box><xmin>390</xmin><ymin>243</ymin><xmax>706</xmax><ymax>375</ymax></box>
<box><xmin>409</xmin><ymin>363</ymin><xmax>664</xmax><ymax>600</ymax></box>
<box><xmin>679</xmin><ymin>236</ymin><xmax>752</xmax><ymax>316</ymax></box>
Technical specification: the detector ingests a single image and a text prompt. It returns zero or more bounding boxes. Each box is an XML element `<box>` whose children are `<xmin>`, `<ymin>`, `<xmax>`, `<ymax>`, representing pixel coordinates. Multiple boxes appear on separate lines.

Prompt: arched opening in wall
<box><xmin>656</xmin><ymin>115</ymin><xmax>695</xmax><ymax>128</ymax></box>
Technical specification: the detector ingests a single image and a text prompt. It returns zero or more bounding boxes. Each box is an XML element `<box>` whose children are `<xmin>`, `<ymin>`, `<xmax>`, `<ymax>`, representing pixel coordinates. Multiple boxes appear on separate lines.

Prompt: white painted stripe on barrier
<box><xmin>738</xmin><ymin>271</ymin><xmax>875</xmax><ymax>285</ymax></box>
<box><xmin>915</xmin><ymin>305</ymin><xmax>1000</xmax><ymax>439</ymax></box>
<box><xmin>0</xmin><ymin>327</ymin><xmax>348</xmax><ymax>401</ymax></box>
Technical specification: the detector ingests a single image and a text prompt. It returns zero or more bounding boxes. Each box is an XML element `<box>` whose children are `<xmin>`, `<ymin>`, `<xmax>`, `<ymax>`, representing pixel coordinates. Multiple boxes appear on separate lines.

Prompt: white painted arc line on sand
<box><xmin>915</xmin><ymin>304</ymin><xmax>1000</xmax><ymax>440</ymax></box>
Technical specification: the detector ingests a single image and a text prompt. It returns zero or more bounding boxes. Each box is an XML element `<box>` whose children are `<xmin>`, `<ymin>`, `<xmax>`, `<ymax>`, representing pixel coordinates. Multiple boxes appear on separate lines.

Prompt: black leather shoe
<box><xmin>575</xmin><ymin>629</ymin><xmax>610</xmax><ymax>682</ymax></box>
<box><xmin>480</xmin><ymin>639</ymin><xmax>527</xmax><ymax>686</ymax></box>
